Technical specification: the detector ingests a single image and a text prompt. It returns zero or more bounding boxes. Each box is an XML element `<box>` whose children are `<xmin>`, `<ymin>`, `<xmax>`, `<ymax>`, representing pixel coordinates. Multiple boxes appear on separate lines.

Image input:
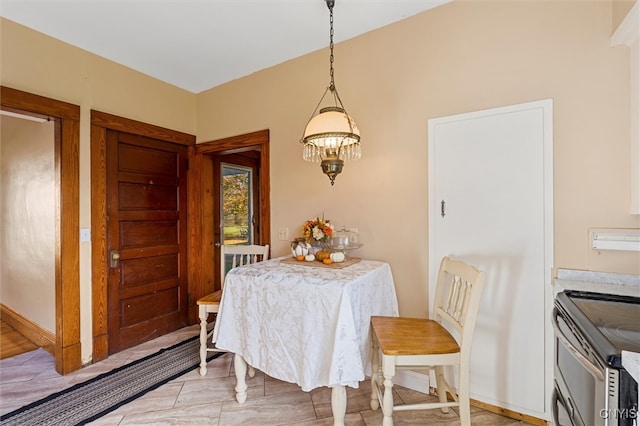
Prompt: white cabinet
<box><xmin>428</xmin><ymin>100</ymin><xmax>554</xmax><ymax>420</ymax></box>
<box><xmin>611</xmin><ymin>1</ymin><xmax>639</xmax><ymax>214</ymax></box>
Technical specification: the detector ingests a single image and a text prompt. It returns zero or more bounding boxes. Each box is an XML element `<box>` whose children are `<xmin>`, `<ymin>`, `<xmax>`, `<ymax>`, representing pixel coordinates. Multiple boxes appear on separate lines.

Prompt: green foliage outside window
<box><xmin>223</xmin><ymin>174</ymin><xmax>249</xmax><ymax>226</ymax></box>
<box><xmin>223</xmin><ymin>172</ymin><xmax>250</xmax><ymax>244</ymax></box>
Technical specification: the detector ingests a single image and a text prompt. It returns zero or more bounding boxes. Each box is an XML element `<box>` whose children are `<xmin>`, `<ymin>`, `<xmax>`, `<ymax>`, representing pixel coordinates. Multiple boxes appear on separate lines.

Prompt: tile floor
<box><xmin>0</xmin><ymin>325</ymin><xmax>534</xmax><ymax>425</ymax></box>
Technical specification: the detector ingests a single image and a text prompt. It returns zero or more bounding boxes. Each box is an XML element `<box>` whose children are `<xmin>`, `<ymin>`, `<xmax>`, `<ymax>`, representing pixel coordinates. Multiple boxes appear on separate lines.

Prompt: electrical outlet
<box><xmin>278</xmin><ymin>227</ymin><xmax>289</xmax><ymax>241</ymax></box>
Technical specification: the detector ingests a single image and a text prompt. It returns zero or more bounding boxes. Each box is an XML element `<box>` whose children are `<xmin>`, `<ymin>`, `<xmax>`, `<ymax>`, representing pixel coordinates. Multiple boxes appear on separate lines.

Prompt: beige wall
<box><xmin>1</xmin><ymin>18</ymin><xmax>197</xmax><ymax>362</ymax></box>
<box><xmin>1</xmin><ymin>0</ymin><xmax>638</xmax><ymax>362</ymax></box>
<box><xmin>197</xmin><ymin>0</ymin><xmax>639</xmax><ymax>318</ymax></box>
<box><xmin>0</xmin><ymin>116</ymin><xmax>56</xmax><ymax>332</ymax></box>
<box><xmin>613</xmin><ymin>0</ymin><xmax>636</xmax><ymax>28</ymax></box>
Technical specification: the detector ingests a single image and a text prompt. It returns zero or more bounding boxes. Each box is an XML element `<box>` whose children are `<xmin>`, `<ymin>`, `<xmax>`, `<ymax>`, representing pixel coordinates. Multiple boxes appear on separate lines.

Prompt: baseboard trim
<box><xmin>393</xmin><ymin>369</ymin><xmax>430</xmax><ymax>394</ymax></box>
<box><xmin>468</xmin><ymin>398</ymin><xmax>547</xmax><ymax>426</ymax></box>
<box><xmin>398</xmin><ymin>369</ymin><xmax>547</xmax><ymax>426</ymax></box>
<box><xmin>1</xmin><ymin>303</ymin><xmax>55</xmax><ymax>356</ymax></box>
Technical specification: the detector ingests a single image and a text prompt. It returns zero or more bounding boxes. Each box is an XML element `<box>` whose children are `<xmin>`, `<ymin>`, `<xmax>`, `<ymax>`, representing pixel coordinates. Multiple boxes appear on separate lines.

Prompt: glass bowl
<box><xmin>327</xmin><ymin>227</ymin><xmax>363</xmax><ymax>252</ymax></box>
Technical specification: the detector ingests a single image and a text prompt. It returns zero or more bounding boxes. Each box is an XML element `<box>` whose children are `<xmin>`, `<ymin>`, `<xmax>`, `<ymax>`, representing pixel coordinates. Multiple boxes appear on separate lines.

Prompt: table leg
<box><xmin>198</xmin><ymin>307</ymin><xmax>208</xmax><ymax>376</ymax></box>
<box><xmin>331</xmin><ymin>385</ymin><xmax>346</xmax><ymax>426</ymax></box>
<box><xmin>234</xmin><ymin>353</ymin><xmax>248</xmax><ymax>404</ymax></box>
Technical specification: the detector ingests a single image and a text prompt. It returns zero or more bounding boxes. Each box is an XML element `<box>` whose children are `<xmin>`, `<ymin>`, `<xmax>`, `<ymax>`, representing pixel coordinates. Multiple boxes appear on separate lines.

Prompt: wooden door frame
<box><xmin>1</xmin><ymin>86</ymin><xmax>81</xmax><ymax>374</ymax></box>
<box><xmin>188</xmin><ymin>129</ymin><xmax>270</xmax><ymax>324</ymax></box>
<box><xmin>90</xmin><ymin>110</ymin><xmax>195</xmax><ymax>362</ymax></box>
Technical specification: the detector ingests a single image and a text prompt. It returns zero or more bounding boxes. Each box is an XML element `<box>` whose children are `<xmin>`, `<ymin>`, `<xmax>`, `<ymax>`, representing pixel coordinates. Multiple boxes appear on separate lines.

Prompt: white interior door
<box><xmin>428</xmin><ymin>99</ymin><xmax>553</xmax><ymax>419</ymax></box>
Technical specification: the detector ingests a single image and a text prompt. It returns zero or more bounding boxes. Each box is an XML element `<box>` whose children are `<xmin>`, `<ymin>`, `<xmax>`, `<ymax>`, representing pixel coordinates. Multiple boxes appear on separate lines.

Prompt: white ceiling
<box><xmin>0</xmin><ymin>0</ymin><xmax>448</xmax><ymax>93</ymax></box>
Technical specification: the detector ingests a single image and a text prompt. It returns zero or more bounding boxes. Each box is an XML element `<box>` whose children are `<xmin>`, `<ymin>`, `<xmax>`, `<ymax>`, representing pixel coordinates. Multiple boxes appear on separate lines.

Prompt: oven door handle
<box><xmin>552</xmin><ymin>307</ymin><xmax>605</xmax><ymax>382</ymax></box>
<box><xmin>552</xmin><ymin>387</ymin><xmax>573</xmax><ymax>426</ymax></box>
<box><xmin>551</xmin><ymin>387</ymin><xmax>563</xmax><ymax>425</ymax></box>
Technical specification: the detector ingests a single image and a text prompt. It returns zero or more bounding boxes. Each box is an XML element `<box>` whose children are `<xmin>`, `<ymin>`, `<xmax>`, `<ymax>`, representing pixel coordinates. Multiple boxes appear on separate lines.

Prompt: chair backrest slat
<box><xmin>433</xmin><ymin>257</ymin><xmax>486</xmax><ymax>349</ymax></box>
<box><xmin>221</xmin><ymin>244</ymin><xmax>270</xmax><ymax>286</ymax></box>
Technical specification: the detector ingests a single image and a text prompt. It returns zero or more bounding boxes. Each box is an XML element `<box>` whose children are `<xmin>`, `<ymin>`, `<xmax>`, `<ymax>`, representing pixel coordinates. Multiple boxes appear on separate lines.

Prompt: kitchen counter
<box><xmin>554</xmin><ymin>268</ymin><xmax>640</xmax><ymax>297</ymax></box>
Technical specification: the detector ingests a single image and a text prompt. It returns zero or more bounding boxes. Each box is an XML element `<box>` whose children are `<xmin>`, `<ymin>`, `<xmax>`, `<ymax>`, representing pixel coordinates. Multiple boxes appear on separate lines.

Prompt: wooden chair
<box><xmin>197</xmin><ymin>244</ymin><xmax>269</xmax><ymax>376</ymax></box>
<box><xmin>370</xmin><ymin>256</ymin><xmax>486</xmax><ymax>426</ymax></box>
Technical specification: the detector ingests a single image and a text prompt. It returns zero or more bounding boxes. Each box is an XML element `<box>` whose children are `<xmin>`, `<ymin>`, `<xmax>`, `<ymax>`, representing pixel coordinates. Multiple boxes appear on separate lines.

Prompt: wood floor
<box><xmin>0</xmin><ymin>319</ymin><xmax>37</xmax><ymax>360</ymax></box>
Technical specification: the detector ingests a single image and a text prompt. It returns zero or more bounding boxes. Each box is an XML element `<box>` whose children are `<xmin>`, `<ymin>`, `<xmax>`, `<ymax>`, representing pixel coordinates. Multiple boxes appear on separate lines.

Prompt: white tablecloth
<box><xmin>212</xmin><ymin>257</ymin><xmax>399</xmax><ymax>391</ymax></box>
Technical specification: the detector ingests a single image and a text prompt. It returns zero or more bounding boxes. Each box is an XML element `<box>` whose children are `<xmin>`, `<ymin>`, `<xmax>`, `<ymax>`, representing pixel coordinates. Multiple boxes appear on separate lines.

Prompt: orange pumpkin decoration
<box><xmin>316</xmin><ymin>250</ymin><xmax>330</xmax><ymax>261</ymax></box>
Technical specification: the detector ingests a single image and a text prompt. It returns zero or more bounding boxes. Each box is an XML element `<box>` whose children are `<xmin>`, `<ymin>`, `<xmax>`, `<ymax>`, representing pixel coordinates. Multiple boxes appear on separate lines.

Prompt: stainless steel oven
<box><xmin>552</xmin><ymin>290</ymin><xmax>639</xmax><ymax>426</ymax></box>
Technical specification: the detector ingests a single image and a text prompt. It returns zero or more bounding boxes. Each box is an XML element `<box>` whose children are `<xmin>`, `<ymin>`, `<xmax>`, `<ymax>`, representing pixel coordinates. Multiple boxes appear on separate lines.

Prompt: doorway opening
<box><xmin>189</xmin><ymin>129</ymin><xmax>270</xmax><ymax>323</ymax></box>
<box><xmin>0</xmin><ymin>86</ymin><xmax>81</xmax><ymax>374</ymax></box>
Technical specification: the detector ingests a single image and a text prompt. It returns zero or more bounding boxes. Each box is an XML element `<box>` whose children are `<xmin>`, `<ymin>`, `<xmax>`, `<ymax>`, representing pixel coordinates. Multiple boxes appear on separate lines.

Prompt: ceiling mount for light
<box><xmin>300</xmin><ymin>0</ymin><xmax>361</xmax><ymax>186</ymax></box>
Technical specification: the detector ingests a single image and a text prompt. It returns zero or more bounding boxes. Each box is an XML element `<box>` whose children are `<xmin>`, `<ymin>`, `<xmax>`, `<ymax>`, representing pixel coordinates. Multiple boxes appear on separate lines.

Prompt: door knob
<box><xmin>109</xmin><ymin>249</ymin><xmax>120</xmax><ymax>268</ymax></box>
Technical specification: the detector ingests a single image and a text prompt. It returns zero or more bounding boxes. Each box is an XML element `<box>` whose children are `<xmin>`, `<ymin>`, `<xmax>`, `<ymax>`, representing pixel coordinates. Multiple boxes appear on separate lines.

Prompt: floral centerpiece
<box><xmin>303</xmin><ymin>217</ymin><xmax>334</xmax><ymax>244</ymax></box>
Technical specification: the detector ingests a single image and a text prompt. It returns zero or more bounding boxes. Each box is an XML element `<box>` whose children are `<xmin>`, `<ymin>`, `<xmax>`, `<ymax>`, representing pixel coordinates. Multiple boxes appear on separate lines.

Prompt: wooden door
<box><xmin>428</xmin><ymin>100</ymin><xmax>554</xmax><ymax>419</ymax></box>
<box><xmin>106</xmin><ymin>130</ymin><xmax>188</xmax><ymax>353</ymax></box>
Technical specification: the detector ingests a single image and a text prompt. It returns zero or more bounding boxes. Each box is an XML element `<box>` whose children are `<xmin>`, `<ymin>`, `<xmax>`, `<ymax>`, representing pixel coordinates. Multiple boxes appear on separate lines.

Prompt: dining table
<box><xmin>212</xmin><ymin>255</ymin><xmax>399</xmax><ymax>426</ymax></box>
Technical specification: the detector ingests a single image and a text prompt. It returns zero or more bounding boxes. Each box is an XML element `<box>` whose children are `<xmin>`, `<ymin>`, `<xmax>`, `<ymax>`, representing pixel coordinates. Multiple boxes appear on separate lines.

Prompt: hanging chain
<box><xmin>328</xmin><ymin>1</ymin><xmax>335</xmax><ymax>92</ymax></box>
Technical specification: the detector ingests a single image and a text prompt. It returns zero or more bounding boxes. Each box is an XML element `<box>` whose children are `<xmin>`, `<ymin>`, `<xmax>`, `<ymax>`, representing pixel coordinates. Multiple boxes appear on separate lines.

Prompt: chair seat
<box><xmin>371</xmin><ymin>316</ymin><xmax>459</xmax><ymax>356</ymax></box>
<box><xmin>370</xmin><ymin>258</ymin><xmax>486</xmax><ymax>425</ymax></box>
<box><xmin>197</xmin><ymin>244</ymin><xmax>269</xmax><ymax>377</ymax></box>
<box><xmin>197</xmin><ymin>290</ymin><xmax>222</xmax><ymax>307</ymax></box>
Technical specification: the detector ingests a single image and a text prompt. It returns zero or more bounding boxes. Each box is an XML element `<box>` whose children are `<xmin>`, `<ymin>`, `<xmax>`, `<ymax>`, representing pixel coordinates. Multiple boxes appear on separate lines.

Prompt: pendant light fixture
<box><xmin>300</xmin><ymin>0</ymin><xmax>361</xmax><ymax>186</ymax></box>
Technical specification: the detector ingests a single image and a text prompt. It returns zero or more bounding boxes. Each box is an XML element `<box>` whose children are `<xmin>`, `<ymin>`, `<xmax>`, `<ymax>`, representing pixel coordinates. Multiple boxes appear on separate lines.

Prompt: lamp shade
<box><xmin>301</xmin><ymin>107</ymin><xmax>361</xmax><ymax>163</ymax></box>
<box><xmin>303</xmin><ymin>106</ymin><xmax>360</xmax><ymax>146</ymax></box>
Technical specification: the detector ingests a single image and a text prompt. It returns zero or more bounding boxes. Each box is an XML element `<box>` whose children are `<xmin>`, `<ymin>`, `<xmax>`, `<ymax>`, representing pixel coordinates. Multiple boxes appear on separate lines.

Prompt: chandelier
<box><xmin>300</xmin><ymin>0</ymin><xmax>361</xmax><ymax>186</ymax></box>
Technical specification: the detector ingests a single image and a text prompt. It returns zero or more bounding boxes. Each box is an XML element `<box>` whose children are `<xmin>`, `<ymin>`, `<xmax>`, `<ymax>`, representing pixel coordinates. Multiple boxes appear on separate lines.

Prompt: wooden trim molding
<box><xmin>56</xmin><ymin>111</ymin><xmax>81</xmax><ymax>374</ymax></box>
<box><xmin>187</xmin><ymin>147</ymin><xmax>204</xmax><ymax>324</ymax></box>
<box><xmin>90</xmin><ymin>110</ymin><xmax>196</xmax><ymax>362</ymax></box>
<box><xmin>91</xmin><ymin>110</ymin><xmax>195</xmax><ymax>146</ymax></box>
<box><xmin>0</xmin><ymin>86</ymin><xmax>80</xmax><ymax>121</ymax></box>
<box><xmin>1</xmin><ymin>86</ymin><xmax>81</xmax><ymax>374</ymax></box>
<box><xmin>90</xmin><ymin>123</ymin><xmax>109</xmax><ymax>362</ymax></box>
<box><xmin>188</xmin><ymin>129</ymin><xmax>271</xmax><ymax>324</ymax></box>
<box><xmin>1</xmin><ymin>304</ymin><xmax>56</xmax><ymax>356</ymax></box>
